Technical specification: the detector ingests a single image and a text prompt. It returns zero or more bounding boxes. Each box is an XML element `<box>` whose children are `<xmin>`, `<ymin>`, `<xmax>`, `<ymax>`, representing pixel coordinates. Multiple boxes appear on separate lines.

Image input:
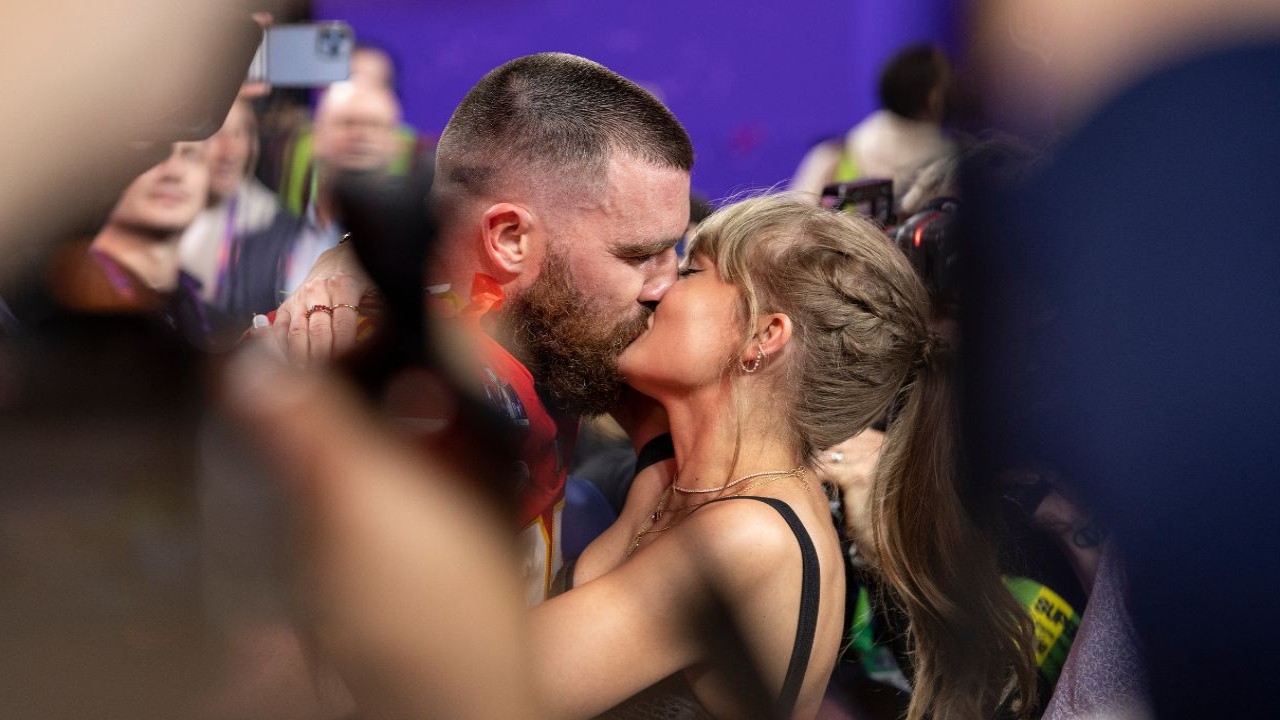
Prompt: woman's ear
<box><xmin>481</xmin><ymin>203</ymin><xmax>539</xmax><ymax>282</ymax></box>
<box><xmin>741</xmin><ymin>313</ymin><xmax>793</xmax><ymax>366</ymax></box>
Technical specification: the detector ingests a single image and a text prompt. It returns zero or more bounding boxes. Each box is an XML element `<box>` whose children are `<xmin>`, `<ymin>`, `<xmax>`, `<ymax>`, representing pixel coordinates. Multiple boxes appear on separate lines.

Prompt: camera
<box><xmin>317</xmin><ymin>24</ymin><xmax>350</xmax><ymax>59</ymax></box>
<box><xmin>893</xmin><ymin>197</ymin><xmax>959</xmax><ymax>305</ymax></box>
<box><xmin>820</xmin><ymin>179</ymin><xmax>895</xmax><ymax>227</ymax></box>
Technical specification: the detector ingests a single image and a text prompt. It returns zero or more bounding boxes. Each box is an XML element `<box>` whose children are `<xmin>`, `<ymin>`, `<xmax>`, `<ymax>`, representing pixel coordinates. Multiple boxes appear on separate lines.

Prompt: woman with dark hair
<box><xmin>791</xmin><ymin>45</ymin><xmax>954</xmax><ymax>206</ymax></box>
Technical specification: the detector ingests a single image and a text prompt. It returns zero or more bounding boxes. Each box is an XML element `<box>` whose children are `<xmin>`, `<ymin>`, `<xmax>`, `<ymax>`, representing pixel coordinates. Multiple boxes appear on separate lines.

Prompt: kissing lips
<box><xmin>628</xmin><ymin>309</ymin><xmax>655</xmax><ymax>344</ymax></box>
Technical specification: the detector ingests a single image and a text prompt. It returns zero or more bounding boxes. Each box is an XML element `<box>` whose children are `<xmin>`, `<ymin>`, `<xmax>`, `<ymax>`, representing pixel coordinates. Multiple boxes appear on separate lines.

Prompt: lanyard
<box><xmin>212</xmin><ymin>194</ymin><xmax>239</xmax><ymax>304</ymax></box>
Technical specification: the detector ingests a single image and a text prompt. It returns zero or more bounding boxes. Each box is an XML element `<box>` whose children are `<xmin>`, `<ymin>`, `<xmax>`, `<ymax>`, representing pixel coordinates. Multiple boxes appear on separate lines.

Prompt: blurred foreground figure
<box><xmin>967</xmin><ymin>29</ymin><xmax>1280</xmax><ymax>720</ymax></box>
<box><xmin>0</xmin><ymin>0</ymin><xmax>261</xmax><ymax>288</ymax></box>
<box><xmin>0</xmin><ymin>140</ymin><xmax>295</xmax><ymax>720</ymax></box>
<box><xmin>0</xmin><ymin>4</ymin><xmax>344</xmax><ymax>718</ymax></box>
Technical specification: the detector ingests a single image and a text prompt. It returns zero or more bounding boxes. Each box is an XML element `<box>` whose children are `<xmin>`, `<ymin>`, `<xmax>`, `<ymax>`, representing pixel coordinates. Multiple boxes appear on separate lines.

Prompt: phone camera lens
<box><xmin>317</xmin><ymin>26</ymin><xmax>348</xmax><ymax>59</ymax></box>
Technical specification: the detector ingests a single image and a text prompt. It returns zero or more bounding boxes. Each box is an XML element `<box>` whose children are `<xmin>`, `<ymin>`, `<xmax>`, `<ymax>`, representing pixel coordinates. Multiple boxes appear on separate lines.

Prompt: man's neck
<box><xmin>90</xmin><ymin>225</ymin><xmax>182</xmax><ymax>293</ymax></box>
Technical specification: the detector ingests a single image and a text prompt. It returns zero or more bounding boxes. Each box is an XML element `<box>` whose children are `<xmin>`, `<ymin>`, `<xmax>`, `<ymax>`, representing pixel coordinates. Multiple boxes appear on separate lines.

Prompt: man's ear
<box><xmin>480</xmin><ymin>203</ymin><xmax>539</xmax><ymax>281</ymax></box>
<box><xmin>743</xmin><ymin>313</ymin><xmax>793</xmax><ymax>364</ymax></box>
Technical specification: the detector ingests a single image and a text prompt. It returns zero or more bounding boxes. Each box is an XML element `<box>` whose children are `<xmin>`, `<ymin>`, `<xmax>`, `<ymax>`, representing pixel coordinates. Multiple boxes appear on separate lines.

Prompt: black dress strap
<box><xmin>707</xmin><ymin>495</ymin><xmax>821</xmax><ymax>717</ymax></box>
<box><xmin>634</xmin><ymin>432</ymin><xmax>675</xmax><ymax>476</ymax></box>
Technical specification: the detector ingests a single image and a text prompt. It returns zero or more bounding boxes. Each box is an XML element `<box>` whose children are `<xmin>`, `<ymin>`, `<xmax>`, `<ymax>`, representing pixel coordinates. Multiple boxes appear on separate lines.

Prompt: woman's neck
<box><xmin>663</xmin><ymin>383</ymin><xmax>800</xmax><ymax>493</ymax></box>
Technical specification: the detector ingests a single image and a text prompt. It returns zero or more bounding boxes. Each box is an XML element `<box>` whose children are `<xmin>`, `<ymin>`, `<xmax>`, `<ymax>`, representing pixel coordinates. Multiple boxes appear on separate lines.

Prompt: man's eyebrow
<box><xmin>612</xmin><ymin>237</ymin><xmax>681</xmax><ymax>257</ymax></box>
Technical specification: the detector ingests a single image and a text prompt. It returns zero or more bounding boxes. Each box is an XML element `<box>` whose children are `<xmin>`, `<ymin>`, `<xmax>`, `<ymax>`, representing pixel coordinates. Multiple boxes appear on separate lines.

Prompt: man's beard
<box><xmin>502</xmin><ymin>253</ymin><xmax>651</xmax><ymax>417</ymax></box>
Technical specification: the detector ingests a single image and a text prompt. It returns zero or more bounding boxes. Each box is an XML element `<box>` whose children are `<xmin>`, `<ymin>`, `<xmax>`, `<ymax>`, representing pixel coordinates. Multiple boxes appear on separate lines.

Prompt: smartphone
<box><xmin>247</xmin><ymin>22</ymin><xmax>355</xmax><ymax>87</ymax></box>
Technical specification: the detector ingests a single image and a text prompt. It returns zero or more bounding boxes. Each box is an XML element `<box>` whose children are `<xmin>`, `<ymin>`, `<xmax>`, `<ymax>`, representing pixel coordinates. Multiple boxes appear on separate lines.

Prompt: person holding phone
<box><xmin>218</xmin><ymin>81</ymin><xmax>403</xmax><ymax>322</ymax></box>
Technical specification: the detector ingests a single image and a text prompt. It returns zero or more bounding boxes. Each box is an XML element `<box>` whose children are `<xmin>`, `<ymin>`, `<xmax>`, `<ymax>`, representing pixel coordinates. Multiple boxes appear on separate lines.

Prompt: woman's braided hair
<box><xmin>691</xmin><ymin>193</ymin><xmax>1037</xmax><ymax>720</ymax></box>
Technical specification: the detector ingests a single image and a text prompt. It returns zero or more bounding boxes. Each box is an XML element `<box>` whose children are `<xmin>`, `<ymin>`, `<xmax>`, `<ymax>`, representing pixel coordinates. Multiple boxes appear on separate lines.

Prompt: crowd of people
<box><xmin>7</xmin><ymin>4</ymin><xmax>1280</xmax><ymax>719</ymax></box>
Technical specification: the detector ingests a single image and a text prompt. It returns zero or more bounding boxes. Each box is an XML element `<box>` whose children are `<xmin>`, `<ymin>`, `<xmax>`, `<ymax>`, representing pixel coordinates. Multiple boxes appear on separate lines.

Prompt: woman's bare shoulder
<box><xmin>670</xmin><ymin>496</ymin><xmax>815</xmax><ymax>584</ymax></box>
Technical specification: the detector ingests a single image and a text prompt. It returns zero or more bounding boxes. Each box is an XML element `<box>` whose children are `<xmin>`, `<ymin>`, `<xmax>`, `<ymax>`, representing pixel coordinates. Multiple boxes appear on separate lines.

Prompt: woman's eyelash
<box><xmin>678</xmin><ymin>267</ymin><xmax>703</xmax><ymax>278</ymax></box>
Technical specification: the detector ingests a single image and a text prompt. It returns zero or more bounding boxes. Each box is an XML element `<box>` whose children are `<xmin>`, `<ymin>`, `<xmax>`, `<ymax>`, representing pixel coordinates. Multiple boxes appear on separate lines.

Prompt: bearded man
<box><xmin>274</xmin><ymin>53</ymin><xmax>693</xmax><ymax>603</ymax></box>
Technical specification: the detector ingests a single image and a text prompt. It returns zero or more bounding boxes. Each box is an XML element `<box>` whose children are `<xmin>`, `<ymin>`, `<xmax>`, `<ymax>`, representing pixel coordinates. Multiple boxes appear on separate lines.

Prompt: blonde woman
<box><xmin>542</xmin><ymin>193</ymin><xmax>1035</xmax><ymax>719</ymax></box>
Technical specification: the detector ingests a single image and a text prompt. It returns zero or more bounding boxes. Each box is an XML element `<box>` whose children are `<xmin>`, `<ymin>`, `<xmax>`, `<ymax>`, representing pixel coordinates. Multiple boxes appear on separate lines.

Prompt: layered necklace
<box><xmin>626</xmin><ymin>466</ymin><xmax>808</xmax><ymax>557</ymax></box>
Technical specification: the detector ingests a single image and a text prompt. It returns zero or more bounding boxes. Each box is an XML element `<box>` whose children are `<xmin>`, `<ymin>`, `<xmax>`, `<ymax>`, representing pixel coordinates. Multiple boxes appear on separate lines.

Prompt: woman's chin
<box><xmin>618</xmin><ymin>343</ymin><xmax>655</xmax><ymax>389</ymax></box>
<box><xmin>617</xmin><ymin>346</ymin><xmax>642</xmax><ymax>379</ymax></box>
<box><xmin>618</xmin><ymin>320</ymin><xmax>653</xmax><ymax>361</ymax></box>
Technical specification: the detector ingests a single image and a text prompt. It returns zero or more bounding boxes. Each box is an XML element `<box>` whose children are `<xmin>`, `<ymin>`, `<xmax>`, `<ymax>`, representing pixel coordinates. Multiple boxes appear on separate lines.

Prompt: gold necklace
<box><xmin>672</xmin><ymin>467</ymin><xmax>806</xmax><ymax>494</ymax></box>
<box><xmin>626</xmin><ymin>466</ymin><xmax>808</xmax><ymax>557</ymax></box>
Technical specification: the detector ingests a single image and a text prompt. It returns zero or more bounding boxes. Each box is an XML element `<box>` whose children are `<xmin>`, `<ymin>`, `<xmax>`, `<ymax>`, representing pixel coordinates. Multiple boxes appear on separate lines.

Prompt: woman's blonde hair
<box><xmin>690</xmin><ymin>193</ymin><xmax>1037</xmax><ymax>719</ymax></box>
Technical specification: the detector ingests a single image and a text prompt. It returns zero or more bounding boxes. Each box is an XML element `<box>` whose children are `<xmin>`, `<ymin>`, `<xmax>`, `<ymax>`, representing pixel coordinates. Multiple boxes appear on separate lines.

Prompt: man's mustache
<box><xmin>613</xmin><ymin>305</ymin><xmax>654</xmax><ymax>351</ymax></box>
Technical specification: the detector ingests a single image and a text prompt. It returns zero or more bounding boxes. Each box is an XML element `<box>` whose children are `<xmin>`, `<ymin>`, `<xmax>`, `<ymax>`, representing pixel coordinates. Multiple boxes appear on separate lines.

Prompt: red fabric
<box><xmin>470</xmin><ymin>329</ymin><xmax>575</xmax><ymax>526</ymax></box>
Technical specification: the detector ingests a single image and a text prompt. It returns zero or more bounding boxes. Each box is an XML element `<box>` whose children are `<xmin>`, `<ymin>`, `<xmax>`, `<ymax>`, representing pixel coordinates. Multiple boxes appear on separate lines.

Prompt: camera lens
<box><xmin>317</xmin><ymin>26</ymin><xmax>348</xmax><ymax>59</ymax></box>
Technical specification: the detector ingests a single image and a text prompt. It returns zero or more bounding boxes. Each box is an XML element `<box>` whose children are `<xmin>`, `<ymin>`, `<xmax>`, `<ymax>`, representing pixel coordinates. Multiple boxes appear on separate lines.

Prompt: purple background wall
<box><xmin>314</xmin><ymin>0</ymin><xmax>962</xmax><ymax>202</ymax></box>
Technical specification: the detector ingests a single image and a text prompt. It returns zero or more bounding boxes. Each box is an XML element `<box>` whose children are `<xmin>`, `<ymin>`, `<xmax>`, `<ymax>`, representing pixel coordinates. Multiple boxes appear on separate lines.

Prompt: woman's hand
<box><xmin>817</xmin><ymin>429</ymin><xmax>884</xmax><ymax>562</ymax></box>
<box><xmin>275</xmin><ymin>244</ymin><xmax>375</xmax><ymax>367</ymax></box>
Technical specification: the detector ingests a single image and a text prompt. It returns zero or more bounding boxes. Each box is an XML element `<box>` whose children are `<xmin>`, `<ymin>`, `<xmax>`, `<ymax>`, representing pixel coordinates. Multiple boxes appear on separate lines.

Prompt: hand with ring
<box><xmin>304</xmin><ymin>303</ymin><xmax>362</xmax><ymax>320</ymax></box>
<box><xmin>305</xmin><ymin>304</ymin><xmax>334</xmax><ymax>320</ymax></box>
<box><xmin>275</xmin><ymin>243</ymin><xmax>377</xmax><ymax>367</ymax></box>
<box><xmin>817</xmin><ymin>429</ymin><xmax>884</xmax><ymax>558</ymax></box>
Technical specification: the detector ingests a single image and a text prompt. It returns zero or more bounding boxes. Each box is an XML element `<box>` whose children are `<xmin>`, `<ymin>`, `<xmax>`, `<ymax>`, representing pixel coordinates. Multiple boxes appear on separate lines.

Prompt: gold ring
<box><xmin>304</xmin><ymin>304</ymin><xmax>334</xmax><ymax>320</ymax></box>
<box><xmin>333</xmin><ymin>303</ymin><xmax>361</xmax><ymax>314</ymax></box>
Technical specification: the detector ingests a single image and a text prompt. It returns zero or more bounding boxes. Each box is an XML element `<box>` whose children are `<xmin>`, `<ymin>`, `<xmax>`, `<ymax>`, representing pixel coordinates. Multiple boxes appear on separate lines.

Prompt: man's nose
<box><xmin>637</xmin><ymin>246</ymin><xmax>678</xmax><ymax>304</ymax></box>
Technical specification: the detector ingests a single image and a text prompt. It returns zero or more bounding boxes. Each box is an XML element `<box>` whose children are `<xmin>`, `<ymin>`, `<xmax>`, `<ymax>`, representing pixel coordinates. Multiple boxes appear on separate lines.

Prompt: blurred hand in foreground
<box><xmin>224</xmin><ymin>348</ymin><xmax>545</xmax><ymax>719</ymax></box>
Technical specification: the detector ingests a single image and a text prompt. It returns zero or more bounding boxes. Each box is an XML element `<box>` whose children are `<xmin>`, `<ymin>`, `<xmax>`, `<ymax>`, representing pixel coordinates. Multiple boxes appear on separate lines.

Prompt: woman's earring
<box><xmin>739</xmin><ymin>343</ymin><xmax>766</xmax><ymax>374</ymax></box>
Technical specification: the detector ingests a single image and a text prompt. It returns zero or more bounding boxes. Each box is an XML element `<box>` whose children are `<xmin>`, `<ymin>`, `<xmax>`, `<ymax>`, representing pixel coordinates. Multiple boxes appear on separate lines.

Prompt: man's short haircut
<box><xmin>437</xmin><ymin>52</ymin><xmax>694</xmax><ymax>196</ymax></box>
<box><xmin>878</xmin><ymin>45</ymin><xmax>947</xmax><ymax>121</ymax></box>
